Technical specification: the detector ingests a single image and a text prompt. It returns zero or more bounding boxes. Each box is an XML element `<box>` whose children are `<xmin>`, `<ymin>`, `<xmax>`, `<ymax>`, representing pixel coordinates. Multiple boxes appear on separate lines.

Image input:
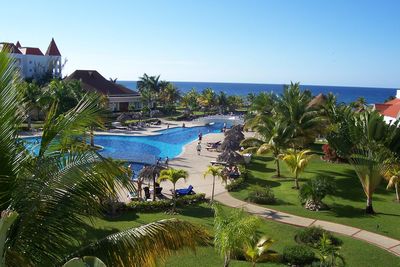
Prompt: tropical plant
<box><xmin>227</xmin><ymin>95</ymin><xmax>243</xmax><ymax>113</ymax></box>
<box><xmin>212</xmin><ymin>203</ymin><xmax>260</xmax><ymax>267</ymax></box>
<box><xmin>295</xmin><ymin>226</ymin><xmax>342</xmax><ymax>248</ymax></box>
<box><xmin>243</xmin><ymin>236</ymin><xmax>279</xmax><ymax>266</ymax></box>
<box><xmin>181</xmin><ymin>88</ymin><xmax>200</xmax><ymax>114</ymax></box>
<box><xmin>247</xmin><ymin>185</ymin><xmax>276</xmax><ymax>204</ymax></box>
<box><xmin>275</xmin><ymin>82</ymin><xmax>327</xmax><ymax>147</ymax></box>
<box><xmin>198</xmin><ymin>88</ymin><xmax>217</xmax><ymax>114</ymax></box>
<box><xmin>281</xmin><ymin>149</ymin><xmax>313</xmax><ymax>189</ymax></box>
<box><xmin>158</xmin><ymin>168</ymin><xmax>189</xmax><ymax>212</ymax></box>
<box><xmin>217</xmin><ymin>91</ymin><xmax>229</xmax><ymax>113</ymax></box>
<box><xmin>159</xmin><ymin>83</ymin><xmax>180</xmax><ymax>113</ymax></box>
<box><xmin>137</xmin><ymin>73</ymin><xmax>162</xmax><ymax>109</ymax></box>
<box><xmin>203</xmin><ymin>165</ymin><xmax>224</xmax><ymax>202</ymax></box>
<box><xmin>299</xmin><ymin>176</ymin><xmax>335</xmax><ymax>211</ymax></box>
<box><xmin>18</xmin><ymin>81</ymin><xmax>43</xmax><ymax>129</ymax></box>
<box><xmin>282</xmin><ymin>245</ymin><xmax>315</xmax><ymax>266</ymax></box>
<box><xmin>0</xmin><ymin>51</ymin><xmax>211</xmax><ymax>266</ymax></box>
<box><xmin>383</xmin><ymin>160</ymin><xmax>400</xmax><ymax>202</ymax></box>
<box><xmin>242</xmin><ymin>116</ymin><xmax>291</xmax><ymax>177</ymax></box>
<box><xmin>316</xmin><ymin>233</ymin><xmax>345</xmax><ymax>267</ymax></box>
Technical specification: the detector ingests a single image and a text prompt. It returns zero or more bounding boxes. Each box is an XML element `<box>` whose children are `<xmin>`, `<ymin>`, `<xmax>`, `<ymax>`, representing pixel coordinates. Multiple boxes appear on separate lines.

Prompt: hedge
<box><xmin>127</xmin><ymin>193</ymin><xmax>206</xmax><ymax>212</ymax></box>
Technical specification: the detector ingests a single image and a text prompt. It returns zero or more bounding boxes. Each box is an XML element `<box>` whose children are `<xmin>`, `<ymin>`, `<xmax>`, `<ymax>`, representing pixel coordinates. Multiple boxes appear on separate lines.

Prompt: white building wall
<box><xmin>7</xmin><ymin>53</ymin><xmax>61</xmax><ymax>79</ymax></box>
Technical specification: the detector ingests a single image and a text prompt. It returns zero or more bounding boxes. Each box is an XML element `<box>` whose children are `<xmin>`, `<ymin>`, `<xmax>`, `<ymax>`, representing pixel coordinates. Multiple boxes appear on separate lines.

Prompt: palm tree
<box><xmin>199</xmin><ymin>88</ymin><xmax>217</xmax><ymax>115</ymax></box>
<box><xmin>217</xmin><ymin>91</ymin><xmax>229</xmax><ymax>114</ymax></box>
<box><xmin>383</xmin><ymin>163</ymin><xmax>400</xmax><ymax>202</ymax></box>
<box><xmin>212</xmin><ymin>203</ymin><xmax>260</xmax><ymax>267</ymax></box>
<box><xmin>276</xmin><ymin>82</ymin><xmax>327</xmax><ymax>148</ymax></box>
<box><xmin>0</xmin><ymin>51</ymin><xmax>210</xmax><ymax>266</ymax></box>
<box><xmin>242</xmin><ymin>116</ymin><xmax>291</xmax><ymax>177</ymax></box>
<box><xmin>137</xmin><ymin>73</ymin><xmax>162</xmax><ymax>109</ymax></box>
<box><xmin>243</xmin><ymin>236</ymin><xmax>278</xmax><ymax>267</ymax></box>
<box><xmin>203</xmin><ymin>165</ymin><xmax>224</xmax><ymax>202</ymax></box>
<box><xmin>227</xmin><ymin>95</ymin><xmax>244</xmax><ymax>113</ymax></box>
<box><xmin>158</xmin><ymin>168</ymin><xmax>189</xmax><ymax>213</ymax></box>
<box><xmin>18</xmin><ymin>81</ymin><xmax>43</xmax><ymax>129</ymax></box>
<box><xmin>181</xmin><ymin>88</ymin><xmax>200</xmax><ymax>114</ymax></box>
<box><xmin>281</xmin><ymin>149</ymin><xmax>313</xmax><ymax>189</ymax></box>
<box><xmin>159</xmin><ymin>83</ymin><xmax>181</xmax><ymax>113</ymax></box>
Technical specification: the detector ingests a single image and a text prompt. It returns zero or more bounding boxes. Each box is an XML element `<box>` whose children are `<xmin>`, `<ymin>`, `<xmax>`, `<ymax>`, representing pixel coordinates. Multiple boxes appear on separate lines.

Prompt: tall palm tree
<box><xmin>217</xmin><ymin>91</ymin><xmax>229</xmax><ymax>114</ymax></box>
<box><xmin>276</xmin><ymin>82</ymin><xmax>327</xmax><ymax>148</ymax></box>
<box><xmin>199</xmin><ymin>88</ymin><xmax>217</xmax><ymax>115</ymax></box>
<box><xmin>159</xmin><ymin>83</ymin><xmax>181</xmax><ymax>112</ymax></box>
<box><xmin>158</xmin><ymin>168</ymin><xmax>189</xmax><ymax>213</ymax></box>
<box><xmin>242</xmin><ymin>116</ymin><xmax>292</xmax><ymax>177</ymax></box>
<box><xmin>0</xmin><ymin>51</ymin><xmax>210</xmax><ymax>266</ymax></box>
<box><xmin>18</xmin><ymin>81</ymin><xmax>43</xmax><ymax>129</ymax></box>
<box><xmin>203</xmin><ymin>165</ymin><xmax>224</xmax><ymax>202</ymax></box>
<box><xmin>212</xmin><ymin>203</ymin><xmax>260</xmax><ymax>267</ymax></box>
<box><xmin>281</xmin><ymin>149</ymin><xmax>313</xmax><ymax>189</ymax></box>
<box><xmin>181</xmin><ymin>88</ymin><xmax>199</xmax><ymax>114</ymax></box>
<box><xmin>137</xmin><ymin>73</ymin><xmax>162</xmax><ymax>109</ymax></box>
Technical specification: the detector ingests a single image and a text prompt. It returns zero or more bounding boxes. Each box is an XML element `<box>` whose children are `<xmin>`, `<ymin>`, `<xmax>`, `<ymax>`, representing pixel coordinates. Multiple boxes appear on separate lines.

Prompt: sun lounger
<box><xmin>174</xmin><ymin>185</ymin><xmax>195</xmax><ymax>196</ymax></box>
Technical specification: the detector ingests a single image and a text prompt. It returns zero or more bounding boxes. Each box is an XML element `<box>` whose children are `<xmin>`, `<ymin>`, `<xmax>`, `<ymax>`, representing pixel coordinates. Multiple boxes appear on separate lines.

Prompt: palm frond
<box><xmin>68</xmin><ymin>219</ymin><xmax>211</xmax><ymax>267</ymax></box>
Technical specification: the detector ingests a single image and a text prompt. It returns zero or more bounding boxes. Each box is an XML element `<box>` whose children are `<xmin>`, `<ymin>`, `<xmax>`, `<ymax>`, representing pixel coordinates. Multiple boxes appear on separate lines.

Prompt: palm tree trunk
<box><xmin>27</xmin><ymin>115</ymin><xmax>32</xmax><ymax>130</ymax></box>
<box><xmin>294</xmin><ymin>172</ymin><xmax>299</xmax><ymax>189</ymax></box>
<box><xmin>276</xmin><ymin>158</ymin><xmax>281</xmax><ymax>177</ymax></box>
<box><xmin>211</xmin><ymin>175</ymin><xmax>216</xmax><ymax>202</ymax></box>
<box><xmin>396</xmin><ymin>183</ymin><xmax>400</xmax><ymax>202</ymax></box>
<box><xmin>172</xmin><ymin>184</ymin><xmax>176</xmax><ymax>212</ymax></box>
<box><xmin>366</xmin><ymin>196</ymin><xmax>374</xmax><ymax>214</ymax></box>
<box><xmin>223</xmin><ymin>253</ymin><xmax>230</xmax><ymax>267</ymax></box>
<box><xmin>152</xmin><ymin>174</ymin><xmax>156</xmax><ymax>201</ymax></box>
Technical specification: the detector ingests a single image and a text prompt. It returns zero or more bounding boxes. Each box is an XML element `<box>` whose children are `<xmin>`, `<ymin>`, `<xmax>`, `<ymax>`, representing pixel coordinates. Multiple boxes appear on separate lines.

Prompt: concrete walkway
<box><xmin>163</xmin><ymin>131</ymin><xmax>400</xmax><ymax>258</ymax></box>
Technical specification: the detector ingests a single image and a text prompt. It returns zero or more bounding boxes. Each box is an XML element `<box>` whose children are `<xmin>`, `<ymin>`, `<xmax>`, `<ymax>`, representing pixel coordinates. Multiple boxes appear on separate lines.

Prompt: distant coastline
<box><xmin>119</xmin><ymin>80</ymin><xmax>396</xmax><ymax>104</ymax></box>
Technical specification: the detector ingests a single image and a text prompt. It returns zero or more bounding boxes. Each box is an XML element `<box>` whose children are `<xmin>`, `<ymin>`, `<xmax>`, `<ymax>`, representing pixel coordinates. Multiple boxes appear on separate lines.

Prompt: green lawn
<box><xmin>82</xmin><ymin>204</ymin><xmax>400</xmax><ymax>267</ymax></box>
<box><xmin>230</xmin><ymin>154</ymin><xmax>400</xmax><ymax>240</ymax></box>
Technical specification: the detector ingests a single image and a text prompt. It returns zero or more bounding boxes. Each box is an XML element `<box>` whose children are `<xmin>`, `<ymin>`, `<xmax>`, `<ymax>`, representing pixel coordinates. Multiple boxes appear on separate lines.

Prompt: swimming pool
<box><xmin>23</xmin><ymin>123</ymin><xmax>225</xmax><ymax>164</ymax></box>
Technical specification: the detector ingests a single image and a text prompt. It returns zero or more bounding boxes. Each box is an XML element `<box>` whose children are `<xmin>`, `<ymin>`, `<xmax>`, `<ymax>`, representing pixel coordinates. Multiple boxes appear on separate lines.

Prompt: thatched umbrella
<box><xmin>138</xmin><ymin>164</ymin><xmax>166</xmax><ymax>201</ymax></box>
<box><xmin>117</xmin><ymin>113</ymin><xmax>132</xmax><ymax>123</ymax></box>
<box><xmin>308</xmin><ymin>93</ymin><xmax>327</xmax><ymax>108</ymax></box>
<box><xmin>221</xmin><ymin>138</ymin><xmax>241</xmax><ymax>151</ymax></box>
<box><xmin>217</xmin><ymin>149</ymin><xmax>244</xmax><ymax>165</ymax></box>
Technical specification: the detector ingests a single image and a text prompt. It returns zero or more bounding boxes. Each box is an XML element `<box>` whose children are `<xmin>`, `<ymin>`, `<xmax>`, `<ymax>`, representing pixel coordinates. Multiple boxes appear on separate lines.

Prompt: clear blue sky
<box><xmin>1</xmin><ymin>0</ymin><xmax>399</xmax><ymax>88</ymax></box>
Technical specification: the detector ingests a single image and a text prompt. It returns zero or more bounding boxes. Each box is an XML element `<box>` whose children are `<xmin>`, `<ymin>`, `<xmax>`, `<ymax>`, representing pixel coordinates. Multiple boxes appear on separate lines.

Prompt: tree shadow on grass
<box><xmin>326</xmin><ymin>203</ymin><xmax>368</xmax><ymax>218</ymax></box>
<box><xmin>179</xmin><ymin>204</ymin><xmax>214</xmax><ymax>219</ymax></box>
<box><xmin>101</xmin><ymin>211</ymin><xmax>140</xmax><ymax>222</ymax></box>
<box><xmin>248</xmin><ymin>161</ymin><xmax>275</xmax><ymax>173</ymax></box>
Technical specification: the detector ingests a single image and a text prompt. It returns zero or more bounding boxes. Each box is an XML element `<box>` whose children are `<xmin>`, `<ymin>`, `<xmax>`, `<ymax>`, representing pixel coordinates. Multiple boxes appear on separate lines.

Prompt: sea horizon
<box><xmin>119</xmin><ymin>80</ymin><xmax>398</xmax><ymax>104</ymax></box>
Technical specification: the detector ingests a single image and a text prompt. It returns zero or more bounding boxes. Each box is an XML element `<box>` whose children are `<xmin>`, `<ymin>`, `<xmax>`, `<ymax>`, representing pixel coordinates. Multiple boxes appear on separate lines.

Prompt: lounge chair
<box><xmin>174</xmin><ymin>185</ymin><xmax>195</xmax><ymax>196</ymax></box>
<box><xmin>143</xmin><ymin>186</ymin><xmax>151</xmax><ymax>200</ymax></box>
<box><xmin>206</xmin><ymin>141</ymin><xmax>221</xmax><ymax>151</ymax></box>
<box><xmin>155</xmin><ymin>187</ymin><xmax>163</xmax><ymax>197</ymax></box>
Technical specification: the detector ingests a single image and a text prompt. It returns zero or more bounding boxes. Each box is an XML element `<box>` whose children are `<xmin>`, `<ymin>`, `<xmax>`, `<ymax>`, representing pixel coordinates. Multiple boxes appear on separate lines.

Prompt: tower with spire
<box><xmin>0</xmin><ymin>38</ymin><xmax>62</xmax><ymax>79</ymax></box>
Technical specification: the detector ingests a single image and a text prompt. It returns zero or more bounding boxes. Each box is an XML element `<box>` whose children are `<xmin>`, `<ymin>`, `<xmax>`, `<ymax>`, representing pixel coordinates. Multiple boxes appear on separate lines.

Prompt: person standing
<box><xmin>165</xmin><ymin>156</ymin><xmax>169</xmax><ymax>167</ymax></box>
<box><xmin>196</xmin><ymin>142</ymin><xmax>202</xmax><ymax>155</ymax></box>
<box><xmin>198</xmin><ymin>132</ymin><xmax>203</xmax><ymax>142</ymax></box>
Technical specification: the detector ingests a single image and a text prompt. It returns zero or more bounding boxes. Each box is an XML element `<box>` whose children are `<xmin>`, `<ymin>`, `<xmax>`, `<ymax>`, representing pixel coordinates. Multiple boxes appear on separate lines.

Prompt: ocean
<box><xmin>119</xmin><ymin>81</ymin><xmax>397</xmax><ymax>104</ymax></box>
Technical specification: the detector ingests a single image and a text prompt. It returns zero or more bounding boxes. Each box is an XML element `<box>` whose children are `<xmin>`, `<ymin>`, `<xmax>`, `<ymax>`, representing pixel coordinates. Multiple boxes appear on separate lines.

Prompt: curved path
<box><xmin>163</xmin><ymin>131</ymin><xmax>400</xmax><ymax>257</ymax></box>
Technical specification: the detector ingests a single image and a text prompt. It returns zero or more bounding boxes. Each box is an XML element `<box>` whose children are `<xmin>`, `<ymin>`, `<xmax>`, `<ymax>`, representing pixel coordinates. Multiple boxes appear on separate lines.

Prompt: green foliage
<box><xmin>127</xmin><ymin>194</ymin><xmax>206</xmax><ymax>212</ymax></box>
<box><xmin>295</xmin><ymin>227</ymin><xmax>342</xmax><ymax>248</ymax></box>
<box><xmin>299</xmin><ymin>176</ymin><xmax>336</xmax><ymax>205</ymax></box>
<box><xmin>315</xmin><ymin>233</ymin><xmax>345</xmax><ymax>267</ymax></box>
<box><xmin>282</xmin><ymin>245</ymin><xmax>315</xmax><ymax>265</ymax></box>
<box><xmin>247</xmin><ymin>185</ymin><xmax>276</xmax><ymax>204</ymax></box>
<box><xmin>226</xmin><ymin>177</ymin><xmax>245</xmax><ymax>191</ymax></box>
<box><xmin>212</xmin><ymin>203</ymin><xmax>261</xmax><ymax>267</ymax></box>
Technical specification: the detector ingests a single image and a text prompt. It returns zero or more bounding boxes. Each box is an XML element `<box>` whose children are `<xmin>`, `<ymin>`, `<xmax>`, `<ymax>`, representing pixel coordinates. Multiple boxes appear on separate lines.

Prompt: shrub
<box><xmin>127</xmin><ymin>193</ymin><xmax>206</xmax><ymax>212</ymax></box>
<box><xmin>282</xmin><ymin>245</ymin><xmax>315</xmax><ymax>266</ymax></box>
<box><xmin>299</xmin><ymin>176</ymin><xmax>335</xmax><ymax>211</ymax></box>
<box><xmin>247</xmin><ymin>185</ymin><xmax>276</xmax><ymax>204</ymax></box>
<box><xmin>322</xmin><ymin>144</ymin><xmax>346</xmax><ymax>163</ymax></box>
<box><xmin>295</xmin><ymin>226</ymin><xmax>342</xmax><ymax>248</ymax></box>
<box><xmin>226</xmin><ymin>177</ymin><xmax>245</xmax><ymax>191</ymax></box>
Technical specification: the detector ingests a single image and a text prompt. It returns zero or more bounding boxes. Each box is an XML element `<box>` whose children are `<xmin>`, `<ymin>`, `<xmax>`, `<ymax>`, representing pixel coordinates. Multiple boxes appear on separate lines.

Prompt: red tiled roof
<box><xmin>65</xmin><ymin>70</ymin><xmax>140</xmax><ymax>96</ymax></box>
<box><xmin>45</xmin><ymin>38</ymin><xmax>61</xmax><ymax>56</ymax></box>
<box><xmin>381</xmin><ymin>103</ymin><xmax>400</xmax><ymax>119</ymax></box>
<box><xmin>374</xmin><ymin>103</ymin><xmax>391</xmax><ymax>113</ymax></box>
<box><xmin>384</xmin><ymin>98</ymin><xmax>400</xmax><ymax>105</ymax></box>
<box><xmin>0</xmin><ymin>42</ymin><xmax>22</xmax><ymax>54</ymax></box>
<box><xmin>19</xmin><ymin>47</ymin><xmax>44</xmax><ymax>56</ymax></box>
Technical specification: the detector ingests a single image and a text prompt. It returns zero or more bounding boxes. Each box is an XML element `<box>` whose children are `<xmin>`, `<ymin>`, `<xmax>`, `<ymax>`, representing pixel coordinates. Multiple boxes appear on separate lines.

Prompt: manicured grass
<box><xmin>230</xmin><ymin>154</ymin><xmax>400</xmax><ymax>240</ymax></box>
<box><xmin>82</xmin><ymin>204</ymin><xmax>400</xmax><ymax>266</ymax></box>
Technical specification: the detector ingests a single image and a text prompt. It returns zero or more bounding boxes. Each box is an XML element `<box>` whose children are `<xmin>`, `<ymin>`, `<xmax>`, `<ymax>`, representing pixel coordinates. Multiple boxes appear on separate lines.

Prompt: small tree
<box><xmin>158</xmin><ymin>168</ymin><xmax>188</xmax><ymax>213</ymax></box>
<box><xmin>212</xmin><ymin>203</ymin><xmax>260</xmax><ymax>267</ymax></box>
<box><xmin>299</xmin><ymin>176</ymin><xmax>335</xmax><ymax>211</ymax></box>
<box><xmin>243</xmin><ymin>236</ymin><xmax>278</xmax><ymax>266</ymax></box>
<box><xmin>203</xmin><ymin>165</ymin><xmax>224</xmax><ymax>202</ymax></box>
<box><xmin>281</xmin><ymin>149</ymin><xmax>313</xmax><ymax>189</ymax></box>
<box><xmin>383</xmin><ymin>162</ymin><xmax>400</xmax><ymax>202</ymax></box>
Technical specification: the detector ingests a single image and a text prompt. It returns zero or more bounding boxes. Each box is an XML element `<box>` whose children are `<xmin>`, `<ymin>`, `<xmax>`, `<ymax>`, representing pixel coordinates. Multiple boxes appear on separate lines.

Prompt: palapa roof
<box><xmin>66</xmin><ymin>70</ymin><xmax>140</xmax><ymax>96</ymax></box>
<box><xmin>217</xmin><ymin>149</ymin><xmax>244</xmax><ymax>164</ymax></box>
<box><xmin>308</xmin><ymin>93</ymin><xmax>327</xmax><ymax>108</ymax></box>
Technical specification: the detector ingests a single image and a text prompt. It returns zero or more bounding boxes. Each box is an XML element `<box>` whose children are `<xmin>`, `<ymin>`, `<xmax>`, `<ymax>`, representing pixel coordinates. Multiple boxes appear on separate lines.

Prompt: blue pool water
<box><xmin>23</xmin><ymin>123</ymin><xmax>226</xmax><ymax>165</ymax></box>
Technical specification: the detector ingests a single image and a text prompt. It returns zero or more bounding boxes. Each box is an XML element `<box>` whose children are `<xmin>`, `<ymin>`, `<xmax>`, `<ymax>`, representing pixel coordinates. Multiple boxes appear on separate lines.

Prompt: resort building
<box><xmin>66</xmin><ymin>70</ymin><xmax>142</xmax><ymax>112</ymax></box>
<box><xmin>374</xmin><ymin>89</ymin><xmax>400</xmax><ymax>123</ymax></box>
<box><xmin>0</xmin><ymin>38</ymin><xmax>62</xmax><ymax>79</ymax></box>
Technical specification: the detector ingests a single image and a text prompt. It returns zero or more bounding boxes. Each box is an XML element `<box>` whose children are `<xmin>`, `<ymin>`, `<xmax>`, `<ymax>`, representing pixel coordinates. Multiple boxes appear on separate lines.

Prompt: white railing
<box><xmin>194</xmin><ymin>115</ymin><xmax>245</xmax><ymax>125</ymax></box>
